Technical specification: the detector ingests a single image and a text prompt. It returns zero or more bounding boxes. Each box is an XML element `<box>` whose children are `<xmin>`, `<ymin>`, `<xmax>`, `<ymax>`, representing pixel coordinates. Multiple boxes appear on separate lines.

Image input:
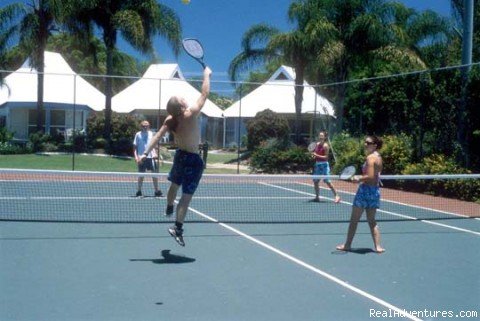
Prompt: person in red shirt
<box><xmin>311</xmin><ymin>131</ymin><xmax>341</xmax><ymax>203</ymax></box>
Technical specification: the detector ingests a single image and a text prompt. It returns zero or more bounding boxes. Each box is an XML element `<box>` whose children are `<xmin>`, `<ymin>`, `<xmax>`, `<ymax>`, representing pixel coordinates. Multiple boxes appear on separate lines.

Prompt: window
<box><xmin>28</xmin><ymin>109</ymin><xmax>66</xmax><ymax>136</ymax></box>
<box><xmin>28</xmin><ymin>109</ymin><xmax>45</xmax><ymax>135</ymax></box>
<box><xmin>49</xmin><ymin>110</ymin><xmax>65</xmax><ymax>136</ymax></box>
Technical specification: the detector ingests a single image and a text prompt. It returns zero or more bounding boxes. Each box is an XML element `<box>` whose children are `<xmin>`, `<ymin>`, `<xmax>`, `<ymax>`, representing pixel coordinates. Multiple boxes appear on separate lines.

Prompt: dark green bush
<box><xmin>399</xmin><ymin>154</ymin><xmax>480</xmax><ymax>202</ymax></box>
<box><xmin>0</xmin><ymin>142</ymin><xmax>26</xmax><ymax>154</ymax></box>
<box><xmin>110</xmin><ymin>137</ymin><xmax>133</xmax><ymax>156</ymax></box>
<box><xmin>93</xmin><ymin>137</ymin><xmax>108</xmax><ymax>149</ymax></box>
<box><xmin>245</xmin><ymin>109</ymin><xmax>290</xmax><ymax>151</ymax></box>
<box><xmin>63</xmin><ymin>130</ymin><xmax>87</xmax><ymax>153</ymax></box>
<box><xmin>0</xmin><ymin>127</ymin><xmax>13</xmax><ymax>143</ymax></box>
<box><xmin>29</xmin><ymin>132</ymin><xmax>58</xmax><ymax>152</ymax></box>
<box><xmin>331</xmin><ymin>133</ymin><xmax>413</xmax><ymax>175</ymax></box>
<box><xmin>380</xmin><ymin>134</ymin><xmax>413</xmax><ymax>174</ymax></box>
<box><xmin>249</xmin><ymin>138</ymin><xmax>311</xmax><ymax>173</ymax></box>
<box><xmin>330</xmin><ymin>133</ymin><xmax>364</xmax><ymax>173</ymax></box>
<box><xmin>86</xmin><ymin>111</ymin><xmax>140</xmax><ymax>155</ymax></box>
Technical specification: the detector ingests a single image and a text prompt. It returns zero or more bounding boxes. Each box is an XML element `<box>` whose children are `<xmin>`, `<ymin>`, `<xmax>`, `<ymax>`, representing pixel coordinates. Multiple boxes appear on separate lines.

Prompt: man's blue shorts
<box><xmin>313</xmin><ymin>162</ymin><xmax>331</xmax><ymax>183</ymax></box>
<box><xmin>353</xmin><ymin>184</ymin><xmax>381</xmax><ymax>209</ymax></box>
<box><xmin>168</xmin><ymin>149</ymin><xmax>204</xmax><ymax>195</ymax></box>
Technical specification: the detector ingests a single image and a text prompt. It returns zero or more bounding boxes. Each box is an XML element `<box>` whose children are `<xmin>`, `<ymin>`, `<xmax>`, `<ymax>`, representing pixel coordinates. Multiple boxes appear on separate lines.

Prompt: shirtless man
<box><xmin>141</xmin><ymin>67</ymin><xmax>212</xmax><ymax>246</ymax></box>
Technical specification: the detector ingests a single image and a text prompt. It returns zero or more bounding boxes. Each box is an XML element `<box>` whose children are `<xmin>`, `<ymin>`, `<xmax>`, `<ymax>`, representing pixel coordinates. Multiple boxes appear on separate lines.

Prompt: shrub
<box><xmin>245</xmin><ymin>109</ymin><xmax>290</xmax><ymax>151</ymax></box>
<box><xmin>0</xmin><ymin>127</ymin><xmax>13</xmax><ymax>143</ymax></box>
<box><xmin>68</xmin><ymin>130</ymin><xmax>87</xmax><ymax>153</ymax></box>
<box><xmin>330</xmin><ymin>133</ymin><xmax>364</xmax><ymax>173</ymax></box>
<box><xmin>93</xmin><ymin>137</ymin><xmax>108</xmax><ymax>149</ymax></box>
<box><xmin>29</xmin><ymin>132</ymin><xmax>58</xmax><ymax>152</ymax></box>
<box><xmin>86</xmin><ymin>111</ymin><xmax>140</xmax><ymax>155</ymax></box>
<box><xmin>110</xmin><ymin>137</ymin><xmax>133</xmax><ymax>156</ymax></box>
<box><xmin>400</xmin><ymin>154</ymin><xmax>480</xmax><ymax>202</ymax></box>
<box><xmin>380</xmin><ymin>134</ymin><xmax>413</xmax><ymax>174</ymax></box>
<box><xmin>249</xmin><ymin>138</ymin><xmax>311</xmax><ymax>173</ymax></box>
<box><xmin>0</xmin><ymin>142</ymin><xmax>26</xmax><ymax>154</ymax></box>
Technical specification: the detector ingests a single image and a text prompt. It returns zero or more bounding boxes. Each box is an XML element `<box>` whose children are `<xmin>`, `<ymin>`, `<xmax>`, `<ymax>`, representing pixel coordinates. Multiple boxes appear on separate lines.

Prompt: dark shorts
<box><xmin>138</xmin><ymin>158</ymin><xmax>157</xmax><ymax>172</ymax></box>
<box><xmin>353</xmin><ymin>184</ymin><xmax>381</xmax><ymax>209</ymax></box>
<box><xmin>168</xmin><ymin>149</ymin><xmax>204</xmax><ymax>194</ymax></box>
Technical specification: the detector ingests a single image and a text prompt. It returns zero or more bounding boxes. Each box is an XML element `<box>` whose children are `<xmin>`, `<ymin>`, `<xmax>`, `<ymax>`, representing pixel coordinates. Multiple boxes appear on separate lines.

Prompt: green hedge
<box><xmin>249</xmin><ymin>133</ymin><xmax>479</xmax><ymax>203</ymax></box>
<box><xmin>249</xmin><ymin>139</ymin><xmax>311</xmax><ymax>173</ymax></box>
<box><xmin>330</xmin><ymin>132</ymin><xmax>413</xmax><ymax>175</ymax></box>
<box><xmin>399</xmin><ymin>154</ymin><xmax>480</xmax><ymax>202</ymax></box>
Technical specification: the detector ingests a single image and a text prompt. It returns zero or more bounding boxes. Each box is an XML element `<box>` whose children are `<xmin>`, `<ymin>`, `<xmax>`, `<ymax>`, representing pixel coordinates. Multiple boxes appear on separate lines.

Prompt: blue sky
<box><xmin>2</xmin><ymin>0</ymin><xmax>453</xmax><ymax>94</ymax></box>
<box><xmin>128</xmin><ymin>0</ymin><xmax>452</xmax><ymax>94</ymax></box>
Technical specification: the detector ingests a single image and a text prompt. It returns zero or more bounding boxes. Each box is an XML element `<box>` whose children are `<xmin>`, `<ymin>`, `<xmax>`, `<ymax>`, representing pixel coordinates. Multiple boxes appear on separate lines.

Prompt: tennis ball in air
<box><xmin>181</xmin><ymin>0</ymin><xmax>190</xmax><ymax>4</ymax></box>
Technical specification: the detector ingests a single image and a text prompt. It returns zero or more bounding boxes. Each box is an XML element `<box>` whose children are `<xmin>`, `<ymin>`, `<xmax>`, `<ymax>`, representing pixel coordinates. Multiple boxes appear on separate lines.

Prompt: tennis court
<box><xmin>1</xmin><ymin>170</ymin><xmax>479</xmax><ymax>320</ymax></box>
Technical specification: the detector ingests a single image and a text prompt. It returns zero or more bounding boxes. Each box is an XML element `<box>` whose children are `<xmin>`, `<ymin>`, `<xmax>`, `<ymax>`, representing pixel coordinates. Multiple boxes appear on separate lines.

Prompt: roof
<box><xmin>112</xmin><ymin>64</ymin><xmax>223</xmax><ymax>118</ymax></box>
<box><xmin>0</xmin><ymin>51</ymin><xmax>105</xmax><ymax>111</ymax></box>
<box><xmin>223</xmin><ymin>65</ymin><xmax>335</xmax><ymax>118</ymax></box>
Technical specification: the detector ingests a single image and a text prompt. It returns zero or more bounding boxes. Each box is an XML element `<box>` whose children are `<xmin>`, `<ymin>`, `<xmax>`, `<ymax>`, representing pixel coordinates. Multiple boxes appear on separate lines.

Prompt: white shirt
<box><xmin>133</xmin><ymin>130</ymin><xmax>157</xmax><ymax>158</ymax></box>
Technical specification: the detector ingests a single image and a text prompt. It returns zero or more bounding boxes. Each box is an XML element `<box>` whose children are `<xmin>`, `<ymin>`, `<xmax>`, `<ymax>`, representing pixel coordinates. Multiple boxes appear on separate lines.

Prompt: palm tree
<box><xmin>17</xmin><ymin>0</ymin><xmax>62</xmax><ymax>132</ymax></box>
<box><xmin>67</xmin><ymin>0</ymin><xmax>182</xmax><ymax>141</ymax></box>
<box><xmin>229</xmin><ymin>3</ymin><xmax>336</xmax><ymax>143</ymax></box>
<box><xmin>231</xmin><ymin>0</ymin><xmax>453</xmax><ymax>136</ymax></box>
<box><xmin>450</xmin><ymin>0</ymin><xmax>479</xmax><ymax>167</ymax></box>
<box><xmin>4</xmin><ymin>0</ymin><xmax>72</xmax><ymax>133</ymax></box>
<box><xmin>0</xmin><ymin>3</ymin><xmax>24</xmax><ymax>86</ymax></box>
<box><xmin>308</xmin><ymin>0</ymin><xmax>451</xmax><ymax>131</ymax></box>
<box><xmin>47</xmin><ymin>33</ymin><xmax>143</xmax><ymax>95</ymax></box>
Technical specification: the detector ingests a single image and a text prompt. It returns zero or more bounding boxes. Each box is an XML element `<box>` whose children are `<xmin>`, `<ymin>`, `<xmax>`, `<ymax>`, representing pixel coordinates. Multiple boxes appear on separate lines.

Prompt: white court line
<box><xmin>0</xmin><ymin>196</ymin><xmax>310</xmax><ymax>200</ymax></box>
<box><xmin>186</xmin><ymin>205</ymin><xmax>423</xmax><ymax>321</ymax></box>
<box><xmin>260</xmin><ymin>182</ymin><xmax>480</xmax><ymax>236</ymax></box>
<box><xmin>298</xmin><ymin>182</ymin><xmax>480</xmax><ymax>221</ymax></box>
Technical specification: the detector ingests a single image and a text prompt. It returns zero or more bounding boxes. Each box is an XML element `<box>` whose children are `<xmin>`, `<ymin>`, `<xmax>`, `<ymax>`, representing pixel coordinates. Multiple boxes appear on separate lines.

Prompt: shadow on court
<box><xmin>130</xmin><ymin>249</ymin><xmax>196</xmax><ymax>264</ymax></box>
<box><xmin>331</xmin><ymin>248</ymin><xmax>376</xmax><ymax>255</ymax></box>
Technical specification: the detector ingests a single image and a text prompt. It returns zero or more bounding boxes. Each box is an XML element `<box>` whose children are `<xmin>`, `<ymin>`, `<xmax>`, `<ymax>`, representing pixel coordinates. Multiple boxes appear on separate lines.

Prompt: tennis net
<box><xmin>1</xmin><ymin>169</ymin><xmax>479</xmax><ymax>223</ymax></box>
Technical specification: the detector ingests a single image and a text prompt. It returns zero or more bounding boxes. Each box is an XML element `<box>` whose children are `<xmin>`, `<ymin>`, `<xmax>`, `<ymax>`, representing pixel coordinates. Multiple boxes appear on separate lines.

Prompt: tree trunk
<box><xmin>103</xmin><ymin>28</ymin><xmax>116</xmax><ymax>143</ymax></box>
<box><xmin>294</xmin><ymin>64</ymin><xmax>305</xmax><ymax>145</ymax></box>
<box><xmin>36</xmin><ymin>63</ymin><xmax>45</xmax><ymax>133</ymax></box>
<box><xmin>35</xmin><ymin>1</ymin><xmax>47</xmax><ymax>134</ymax></box>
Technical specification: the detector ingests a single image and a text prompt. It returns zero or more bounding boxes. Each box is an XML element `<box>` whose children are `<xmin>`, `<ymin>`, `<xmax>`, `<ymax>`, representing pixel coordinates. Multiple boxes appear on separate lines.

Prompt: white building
<box><xmin>0</xmin><ymin>51</ymin><xmax>105</xmax><ymax>141</ymax></box>
<box><xmin>223</xmin><ymin>65</ymin><xmax>335</xmax><ymax>147</ymax></box>
<box><xmin>112</xmin><ymin>64</ymin><xmax>224</xmax><ymax>147</ymax></box>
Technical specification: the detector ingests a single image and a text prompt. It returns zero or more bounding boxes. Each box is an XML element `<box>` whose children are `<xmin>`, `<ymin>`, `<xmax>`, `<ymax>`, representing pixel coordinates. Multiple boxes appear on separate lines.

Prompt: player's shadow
<box><xmin>332</xmin><ymin>248</ymin><xmax>376</xmax><ymax>255</ymax></box>
<box><xmin>130</xmin><ymin>250</ymin><xmax>196</xmax><ymax>264</ymax></box>
<box><xmin>348</xmin><ymin>248</ymin><xmax>376</xmax><ymax>254</ymax></box>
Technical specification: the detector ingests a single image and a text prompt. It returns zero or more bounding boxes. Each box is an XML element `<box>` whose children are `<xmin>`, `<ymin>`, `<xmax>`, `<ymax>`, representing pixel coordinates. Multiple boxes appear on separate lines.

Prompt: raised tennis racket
<box><xmin>182</xmin><ymin>38</ymin><xmax>206</xmax><ymax>69</ymax></box>
<box><xmin>339</xmin><ymin>165</ymin><xmax>356</xmax><ymax>180</ymax></box>
<box><xmin>308</xmin><ymin>142</ymin><xmax>317</xmax><ymax>152</ymax></box>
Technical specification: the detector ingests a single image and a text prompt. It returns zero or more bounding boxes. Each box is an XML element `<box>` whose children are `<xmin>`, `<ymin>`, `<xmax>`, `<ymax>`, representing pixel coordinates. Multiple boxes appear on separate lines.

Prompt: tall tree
<box><xmin>46</xmin><ymin>33</ymin><xmax>143</xmax><ymax>95</ymax></box>
<box><xmin>0</xmin><ymin>3</ymin><xmax>24</xmax><ymax>85</ymax></box>
<box><xmin>229</xmin><ymin>2</ymin><xmax>336</xmax><ymax>143</ymax></box>
<box><xmin>67</xmin><ymin>0</ymin><xmax>182</xmax><ymax>141</ymax></box>
<box><xmin>310</xmin><ymin>0</ymin><xmax>452</xmax><ymax>131</ymax></box>
<box><xmin>450</xmin><ymin>0</ymin><xmax>479</xmax><ymax>167</ymax></box>
<box><xmin>230</xmin><ymin>0</ymin><xmax>453</xmax><ymax>139</ymax></box>
<box><xmin>4</xmin><ymin>0</ymin><xmax>67</xmax><ymax>132</ymax></box>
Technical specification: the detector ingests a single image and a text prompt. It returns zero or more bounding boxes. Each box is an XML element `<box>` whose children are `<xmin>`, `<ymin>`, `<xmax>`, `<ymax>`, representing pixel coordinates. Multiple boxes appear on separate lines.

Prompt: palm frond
<box><xmin>228</xmin><ymin>50</ymin><xmax>271</xmax><ymax>83</ymax></box>
<box><xmin>241</xmin><ymin>24</ymin><xmax>280</xmax><ymax>51</ymax></box>
<box><xmin>371</xmin><ymin>45</ymin><xmax>427</xmax><ymax>70</ymax></box>
<box><xmin>153</xmin><ymin>3</ymin><xmax>182</xmax><ymax>57</ymax></box>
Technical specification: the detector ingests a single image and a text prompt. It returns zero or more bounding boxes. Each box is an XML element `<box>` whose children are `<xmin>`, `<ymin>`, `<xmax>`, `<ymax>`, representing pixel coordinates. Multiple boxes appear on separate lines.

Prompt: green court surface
<box><xmin>1</xmin><ymin>178</ymin><xmax>479</xmax><ymax>321</ymax></box>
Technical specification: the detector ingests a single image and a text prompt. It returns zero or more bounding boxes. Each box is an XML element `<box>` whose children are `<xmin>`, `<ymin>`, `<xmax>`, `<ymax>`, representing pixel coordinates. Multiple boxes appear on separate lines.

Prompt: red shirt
<box><xmin>314</xmin><ymin>143</ymin><xmax>328</xmax><ymax>162</ymax></box>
